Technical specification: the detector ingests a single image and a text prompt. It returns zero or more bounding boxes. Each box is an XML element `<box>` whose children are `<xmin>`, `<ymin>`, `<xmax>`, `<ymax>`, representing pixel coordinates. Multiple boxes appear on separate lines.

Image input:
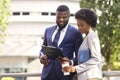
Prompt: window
<box><xmin>22</xmin><ymin>12</ymin><xmax>30</xmax><ymax>15</ymax></box>
<box><xmin>41</xmin><ymin>12</ymin><xmax>48</xmax><ymax>15</ymax></box>
<box><xmin>51</xmin><ymin>12</ymin><xmax>56</xmax><ymax>16</ymax></box>
<box><xmin>13</xmin><ymin>12</ymin><xmax>20</xmax><ymax>15</ymax></box>
<box><xmin>70</xmin><ymin>14</ymin><xmax>74</xmax><ymax>17</ymax></box>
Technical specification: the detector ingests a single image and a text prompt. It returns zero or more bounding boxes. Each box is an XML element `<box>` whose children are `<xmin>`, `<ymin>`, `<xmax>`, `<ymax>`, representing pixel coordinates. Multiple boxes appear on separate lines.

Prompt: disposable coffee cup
<box><xmin>62</xmin><ymin>62</ymin><xmax>70</xmax><ymax>75</ymax></box>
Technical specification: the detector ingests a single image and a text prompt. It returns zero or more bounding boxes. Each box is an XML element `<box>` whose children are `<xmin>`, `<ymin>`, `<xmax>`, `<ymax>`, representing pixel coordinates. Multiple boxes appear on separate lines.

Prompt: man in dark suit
<box><xmin>39</xmin><ymin>5</ymin><xmax>83</xmax><ymax>80</ymax></box>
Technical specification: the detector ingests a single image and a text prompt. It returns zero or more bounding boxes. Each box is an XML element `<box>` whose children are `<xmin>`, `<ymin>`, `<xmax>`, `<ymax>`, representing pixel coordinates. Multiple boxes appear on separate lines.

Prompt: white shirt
<box><xmin>52</xmin><ymin>24</ymin><xmax>68</xmax><ymax>46</ymax></box>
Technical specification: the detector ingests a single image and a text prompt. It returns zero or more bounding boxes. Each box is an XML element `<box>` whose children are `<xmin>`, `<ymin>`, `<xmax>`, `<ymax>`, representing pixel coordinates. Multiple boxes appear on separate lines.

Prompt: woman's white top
<box><xmin>75</xmin><ymin>29</ymin><xmax>104</xmax><ymax>80</ymax></box>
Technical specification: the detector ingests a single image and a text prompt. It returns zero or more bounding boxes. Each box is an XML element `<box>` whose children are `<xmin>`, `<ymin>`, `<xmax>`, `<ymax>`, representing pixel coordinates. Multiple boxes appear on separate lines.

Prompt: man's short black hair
<box><xmin>75</xmin><ymin>8</ymin><xmax>97</xmax><ymax>28</ymax></box>
<box><xmin>56</xmin><ymin>5</ymin><xmax>70</xmax><ymax>12</ymax></box>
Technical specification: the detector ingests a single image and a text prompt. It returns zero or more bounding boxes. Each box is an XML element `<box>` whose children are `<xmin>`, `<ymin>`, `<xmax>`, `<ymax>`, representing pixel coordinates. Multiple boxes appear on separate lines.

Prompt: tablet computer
<box><xmin>42</xmin><ymin>45</ymin><xmax>64</xmax><ymax>59</ymax></box>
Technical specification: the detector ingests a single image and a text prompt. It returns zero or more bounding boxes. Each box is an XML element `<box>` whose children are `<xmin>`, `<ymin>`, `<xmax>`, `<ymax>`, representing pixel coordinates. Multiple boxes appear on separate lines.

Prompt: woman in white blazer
<box><xmin>62</xmin><ymin>8</ymin><xmax>104</xmax><ymax>80</ymax></box>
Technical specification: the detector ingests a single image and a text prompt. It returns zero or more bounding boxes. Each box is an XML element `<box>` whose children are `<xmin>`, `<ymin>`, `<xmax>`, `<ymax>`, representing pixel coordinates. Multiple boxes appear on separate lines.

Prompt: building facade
<box><xmin>0</xmin><ymin>0</ymin><xmax>80</xmax><ymax>80</ymax></box>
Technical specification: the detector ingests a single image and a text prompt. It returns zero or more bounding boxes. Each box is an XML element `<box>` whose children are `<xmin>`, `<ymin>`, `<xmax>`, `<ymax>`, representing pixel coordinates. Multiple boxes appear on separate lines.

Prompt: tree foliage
<box><xmin>0</xmin><ymin>0</ymin><xmax>11</xmax><ymax>44</ymax></box>
<box><xmin>79</xmin><ymin>0</ymin><xmax>120</xmax><ymax>70</ymax></box>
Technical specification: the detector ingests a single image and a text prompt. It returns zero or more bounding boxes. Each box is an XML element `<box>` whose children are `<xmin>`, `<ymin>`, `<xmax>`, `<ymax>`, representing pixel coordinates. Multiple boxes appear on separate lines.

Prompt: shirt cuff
<box><xmin>39</xmin><ymin>52</ymin><xmax>44</xmax><ymax>58</ymax></box>
<box><xmin>70</xmin><ymin>60</ymin><xmax>74</xmax><ymax>65</ymax></box>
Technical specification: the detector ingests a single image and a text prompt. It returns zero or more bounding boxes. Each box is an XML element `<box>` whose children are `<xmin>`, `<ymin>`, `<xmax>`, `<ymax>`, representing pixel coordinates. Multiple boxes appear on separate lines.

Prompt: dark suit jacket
<box><xmin>40</xmin><ymin>24</ymin><xmax>83</xmax><ymax>80</ymax></box>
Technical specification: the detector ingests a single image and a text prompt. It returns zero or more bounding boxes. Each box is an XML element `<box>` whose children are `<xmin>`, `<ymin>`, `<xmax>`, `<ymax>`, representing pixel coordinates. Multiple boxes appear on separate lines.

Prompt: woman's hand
<box><xmin>62</xmin><ymin>66</ymin><xmax>76</xmax><ymax>73</ymax></box>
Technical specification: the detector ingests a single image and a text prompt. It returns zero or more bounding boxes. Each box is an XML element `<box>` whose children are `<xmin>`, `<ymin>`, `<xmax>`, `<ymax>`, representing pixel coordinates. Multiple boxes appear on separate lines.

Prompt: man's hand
<box><xmin>40</xmin><ymin>55</ymin><xmax>49</xmax><ymax>66</ymax></box>
<box><xmin>57</xmin><ymin>57</ymin><xmax>71</xmax><ymax>65</ymax></box>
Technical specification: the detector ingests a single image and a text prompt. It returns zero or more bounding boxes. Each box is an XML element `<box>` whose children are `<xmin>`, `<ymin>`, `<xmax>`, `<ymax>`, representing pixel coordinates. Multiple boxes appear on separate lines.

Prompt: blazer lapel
<box><xmin>49</xmin><ymin>25</ymin><xmax>57</xmax><ymax>45</ymax></box>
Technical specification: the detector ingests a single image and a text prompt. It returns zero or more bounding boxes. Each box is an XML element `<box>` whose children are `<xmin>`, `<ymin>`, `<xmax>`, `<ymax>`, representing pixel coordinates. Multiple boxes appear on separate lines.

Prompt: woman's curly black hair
<box><xmin>75</xmin><ymin>8</ymin><xmax>97</xmax><ymax>28</ymax></box>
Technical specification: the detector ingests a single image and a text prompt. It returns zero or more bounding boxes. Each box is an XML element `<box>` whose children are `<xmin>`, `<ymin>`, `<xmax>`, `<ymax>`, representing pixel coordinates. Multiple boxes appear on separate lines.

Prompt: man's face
<box><xmin>56</xmin><ymin>11</ymin><xmax>70</xmax><ymax>29</ymax></box>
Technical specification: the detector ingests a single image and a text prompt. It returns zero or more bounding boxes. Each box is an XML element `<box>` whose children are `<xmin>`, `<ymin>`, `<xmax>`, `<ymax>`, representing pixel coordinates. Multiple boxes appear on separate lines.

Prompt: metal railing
<box><xmin>103</xmin><ymin>71</ymin><xmax>120</xmax><ymax>77</ymax></box>
<box><xmin>0</xmin><ymin>73</ymin><xmax>41</xmax><ymax>78</ymax></box>
<box><xmin>0</xmin><ymin>71</ymin><xmax>120</xmax><ymax>79</ymax></box>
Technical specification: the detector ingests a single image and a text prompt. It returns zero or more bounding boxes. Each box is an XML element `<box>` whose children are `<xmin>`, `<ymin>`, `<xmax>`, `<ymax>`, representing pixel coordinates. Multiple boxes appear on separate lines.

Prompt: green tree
<box><xmin>0</xmin><ymin>0</ymin><xmax>11</xmax><ymax>44</ymax></box>
<box><xmin>79</xmin><ymin>0</ymin><xmax>120</xmax><ymax>70</ymax></box>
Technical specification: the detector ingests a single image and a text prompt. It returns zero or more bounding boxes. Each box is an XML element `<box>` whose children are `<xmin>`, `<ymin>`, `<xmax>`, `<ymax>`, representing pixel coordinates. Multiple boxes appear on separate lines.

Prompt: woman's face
<box><xmin>76</xmin><ymin>19</ymin><xmax>90</xmax><ymax>35</ymax></box>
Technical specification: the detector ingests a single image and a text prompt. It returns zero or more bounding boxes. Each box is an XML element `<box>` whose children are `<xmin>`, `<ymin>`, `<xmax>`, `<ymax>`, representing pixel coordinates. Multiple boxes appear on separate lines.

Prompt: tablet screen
<box><xmin>42</xmin><ymin>45</ymin><xmax>64</xmax><ymax>59</ymax></box>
